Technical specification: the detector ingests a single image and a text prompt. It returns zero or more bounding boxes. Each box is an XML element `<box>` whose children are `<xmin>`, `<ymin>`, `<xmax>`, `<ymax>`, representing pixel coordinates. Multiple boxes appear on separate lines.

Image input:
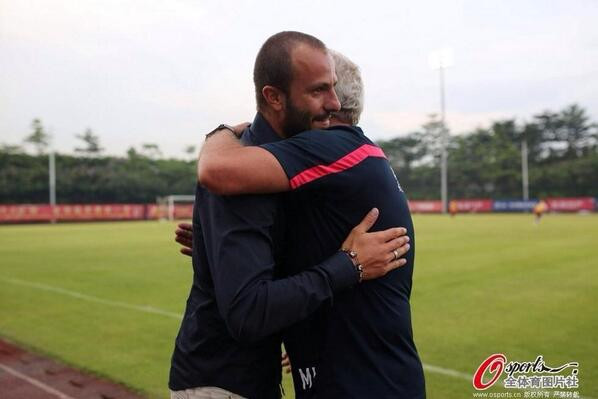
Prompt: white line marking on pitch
<box><xmin>422</xmin><ymin>363</ymin><xmax>471</xmax><ymax>380</ymax></box>
<box><xmin>0</xmin><ymin>362</ymin><xmax>77</xmax><ymax>399</ymax></box>
<box><xmin>0</xmin><ymin>277</ymin><xmax>181</xmax><ymax>319</ymax></box>
<box><xmin>3</xmin><ymin>276</ymin><xmax>594</xmax><ymax>399</ymax></box>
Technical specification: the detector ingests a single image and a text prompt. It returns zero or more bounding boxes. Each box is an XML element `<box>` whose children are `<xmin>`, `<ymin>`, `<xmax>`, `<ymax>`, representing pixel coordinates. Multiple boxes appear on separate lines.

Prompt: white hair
<box><xmin>330</xmin><ymin>50</ymin><xmax>364</xmax><ymax>125</ymax></box>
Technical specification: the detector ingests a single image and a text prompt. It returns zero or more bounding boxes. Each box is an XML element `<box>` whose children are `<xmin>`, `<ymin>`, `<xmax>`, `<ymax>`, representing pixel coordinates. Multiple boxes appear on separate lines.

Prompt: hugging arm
<box><xmin>198</xmin><ymin>127</ymin><xmax>290</xmax><ymax>195</ymax></box>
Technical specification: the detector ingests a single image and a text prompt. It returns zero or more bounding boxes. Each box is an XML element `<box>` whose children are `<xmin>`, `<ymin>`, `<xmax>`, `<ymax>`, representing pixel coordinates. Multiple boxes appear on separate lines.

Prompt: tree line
<box><xmin>1</xmin><ymin>104</ymin><xmax>596</xmax><ymax>204</ymax></box>
<box><xmin>378</xmin><ymin>104</ymin><xmax>597</xmax><ymax>200</ymax></box>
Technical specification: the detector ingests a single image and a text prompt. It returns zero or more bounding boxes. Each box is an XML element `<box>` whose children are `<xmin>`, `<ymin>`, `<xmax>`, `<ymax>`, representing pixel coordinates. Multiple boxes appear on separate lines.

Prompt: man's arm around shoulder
<box><xmin>198</xmin><ymin>125</ymin><xmax>289</xmax><ymax>195</ymax></box>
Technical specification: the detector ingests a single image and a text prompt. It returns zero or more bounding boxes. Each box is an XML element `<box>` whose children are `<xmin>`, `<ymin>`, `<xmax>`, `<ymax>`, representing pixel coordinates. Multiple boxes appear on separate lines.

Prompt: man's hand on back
<box><xmin>281</xmin><ymin>352</ymin><xmax>292</xmax><ymax>374</ymax></box>
<box><xmin>341</xmin><ymin>208</ymin><xmax>410</xmax><ymax>281</ymax></box>
<box><xmin>175</xmin><ymin>222</ymin><xmax>193</xmax><ymax>257</ymax></box>
<box><xmin>176</xmin><ymin>209</ymin><xmax>411</xmax><ymax>281</ymax></box>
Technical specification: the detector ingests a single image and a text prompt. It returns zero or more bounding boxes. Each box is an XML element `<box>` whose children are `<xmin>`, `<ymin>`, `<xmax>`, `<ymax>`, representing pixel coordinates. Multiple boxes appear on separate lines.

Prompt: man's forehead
<box><xmin>290</xmin><ymin>44</ymin><xmax>334</xmax><ymax>74</ymax></box>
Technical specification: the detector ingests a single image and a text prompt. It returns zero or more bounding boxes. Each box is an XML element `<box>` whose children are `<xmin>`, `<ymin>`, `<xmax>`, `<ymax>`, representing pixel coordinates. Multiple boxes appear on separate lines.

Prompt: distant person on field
<box><xmin>449</xmin><ymin>200</ymin><xmax>458</xmax><ymax>217</ymax></box>
<box><xmin>534</xmin><ymin>199</ymin><xmax>548</xmax><ymax>224</ymax></box>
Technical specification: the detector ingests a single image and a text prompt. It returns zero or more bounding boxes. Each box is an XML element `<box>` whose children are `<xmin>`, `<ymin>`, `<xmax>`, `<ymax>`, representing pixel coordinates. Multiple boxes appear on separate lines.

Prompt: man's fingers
<box><xmin>386</xmin><ymin>242</ymin><xmax>411</xmax><ymax>263</ymax></box>
<box><xmin>385</xmin><ymin>246</ymin><xmax>405</xmax><ymax>263</ymax></box>
<box><xmin>281</xmin><ymin>352</ymin><xmax>292</xmax><ymax>373</ymax></box>
<box><xmin>175</xmin><ymin>229</ymin><xmax>193</xmax><ymax>239</ymax></box>
<box><xmin>233</xmin><ymin>122</ymin><xmax>251</xmax><ymax>135</ymax></box>
<box><xmin>175</xmin><ymin>230</ymin><xmax>193</xmax><ymax>240</ymax></box>
<box><xmin>175</xmin><ymin>236</ymin><xmax>192</xmax><ymax>247</ymax></box>
<box><xmin>386</xmin><ymin>258</ymin><xmax>407</xmax><ymax>273</ymax></box>
<box><xmin>383</xmin><ymin>235</ymin><xmax>410</xmax><ymax>254</ymax></box>
<box><xmin>177</xmin><ymin>222</ymin><xmax>192</xmax><ymax>231</ymax></box>
<box><xmin>352</xmin><ymin>208</ymin><xmax>379</xmax><ymax>233</ymax></box>
<box><xmin>180</xmin><ymin>247</ymin><xmax>192</xmax><ymax>257</ymax></box>
<box><xmin>376</xmin><ymin>227</ymin><xmax>407</xmax><ymax>243</ymax></box>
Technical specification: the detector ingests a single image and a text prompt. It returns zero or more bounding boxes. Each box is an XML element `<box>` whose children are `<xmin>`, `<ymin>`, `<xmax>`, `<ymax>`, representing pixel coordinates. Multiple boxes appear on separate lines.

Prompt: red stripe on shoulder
<box><xmin>289</xmin><ymin>144</ymin><xmax>386</xmax><ymax>189</ymax></box>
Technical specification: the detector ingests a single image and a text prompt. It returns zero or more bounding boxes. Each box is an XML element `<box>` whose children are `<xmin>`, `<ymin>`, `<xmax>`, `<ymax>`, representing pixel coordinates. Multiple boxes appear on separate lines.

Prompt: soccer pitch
<box><xmin>0</xmin><ymin>215</ymin><xmax>596</xmax><ymax>398</ymax></box>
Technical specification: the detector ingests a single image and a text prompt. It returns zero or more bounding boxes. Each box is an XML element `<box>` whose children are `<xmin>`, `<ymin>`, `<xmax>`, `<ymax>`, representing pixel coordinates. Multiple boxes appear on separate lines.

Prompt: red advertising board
<box><xmin>146</xmin><ymin>204</ymin><xmax>160</xmax><ymax>220</ymax></box>
<box><xmin>1</xmin><ymin>198</ymin><xmax>592</xmax><ymax>223</ymax></box>
<box><xmin>455</xmin><ymin>199</ymin><xmax>493</xmax><ymax>213</ymax></box>
<box><xmin>408</xmin><ymin>200</ymin><xmax>442</xmax><ymax>213</ymax></box>
<box><xmin>54</xmin><ymin>204</ymin><xmax>146</xmax><ymax>220</ymax></box>
<box><xmin>145</xmin><ymin>204</ymin><xmax>193</xmax><ymax>220</ymax></box>
<box><xmin>546</xmin><ymin>197</ymin><xmax>595</xmax><ymax>212</ymax></box>
<box><xmin>172</xmin><ymin>204</ymin><xmax>193</xmax><ymax>219</ymax></box>
<box><xmin>0</xmin><ymin>204</ymin><xmax>146</xmax><ymax>223</ymax></box>
<box><xmin>0</xmin><ymin>205</ymin><xmax>54</xmax><ymax>222</ymax></box>
<box><xmin>0</xmin><ymin>203</ymin><xmax>194</xmax><ymax>223</ymax></box>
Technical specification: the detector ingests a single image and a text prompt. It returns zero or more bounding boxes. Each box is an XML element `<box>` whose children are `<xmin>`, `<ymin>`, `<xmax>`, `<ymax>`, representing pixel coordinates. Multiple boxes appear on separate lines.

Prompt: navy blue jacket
<box><xmin>168</xmin><ymin>114</ymin><xmax>357</xmax><ymax>399</ymax></box>
<box><xmin>263</xmin><ymin>126</ymin><xmax>426</xmax><ymax>398</ymax></box>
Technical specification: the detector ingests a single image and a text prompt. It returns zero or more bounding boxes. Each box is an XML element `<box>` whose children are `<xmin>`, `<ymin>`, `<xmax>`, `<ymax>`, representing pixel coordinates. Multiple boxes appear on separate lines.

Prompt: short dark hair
<box><xmin>253</xmin><ymin>31</ymin><xmax>327</xmax><ymax>111</ymax></box>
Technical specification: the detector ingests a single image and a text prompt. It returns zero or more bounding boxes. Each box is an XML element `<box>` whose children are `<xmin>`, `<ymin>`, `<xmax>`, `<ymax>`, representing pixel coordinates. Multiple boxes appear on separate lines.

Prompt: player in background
<box><xmin>534</xmin><ymin>199</ymin><xmax>548</xmax><ymax>224</ymax></box>
<box><xmin>449</xmin><ymin>199</ymin><xmax>458</xmax><ymax>217</ymax></box>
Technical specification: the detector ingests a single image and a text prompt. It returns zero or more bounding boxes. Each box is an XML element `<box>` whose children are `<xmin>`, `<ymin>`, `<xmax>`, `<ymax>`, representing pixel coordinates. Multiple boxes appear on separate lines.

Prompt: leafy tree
<box><xmin>557</xmin><ymin>104</ymin><xmax>597</xmax><ymax>158</ymax></box>
<box><xmin>378</xmin><ymin>134</ymin><xmax>427</xmax><ymax>198</ymax></box>
<box><xmin>447</xmin><ymin>128</ymin><xmax>494</xmax><ymax>197</ymax></box>
<box><xmin>127</xmin><ymin>146</ymin><xmax>139</xmax><ymax>159</ymax></box>
<box><xmin>184</xmin><ymin>145</ymin><xmax>197</xmax><ymax>160</ymax></box>
<box><xmin>0</xmin><ymin>144</ymin><xmax>24</xmax><ymax>154</ymax></box>
<box><xmin>419</xmin><ymin>113</ymin><xmax>447</xmax><ymax>166</ymax></box>
<box><xmin>24</xmin><ymin>119</ymin><xmax>51</xmax><ymax>154</ymax></box>
<box><xmin>185</xmin><ymin>145</ymin><xmax>196</xmax><ymax>155</ymax></box>
<box><xmin>75</xmin><ymin>128</ymin><xmax>104</xmax><ymax>155</ymax></box>
<box><xmin>378</xmin><ymin>105</ymin><xmax>597</xmax><ymax>200</ymax></box>
<box><xmin>519</xmin><ymin>121</ymin><xmax>545</xmax><ymax>163</ymax></box>
<box><xmin>141</xmin><ymin>143</ymin><xmax>162</xmax><ymax>159</ymax></box>
<box><xmin>532</xmin><ymin>104</ymin><xmax>597</xmax><ymax>160</ymax></box>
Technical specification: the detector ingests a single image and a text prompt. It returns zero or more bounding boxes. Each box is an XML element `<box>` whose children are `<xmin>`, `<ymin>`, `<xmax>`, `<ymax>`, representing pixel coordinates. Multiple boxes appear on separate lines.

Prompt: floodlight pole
<box><xmin>49</xmin><ymin>151</ymin><xmax>56</xmax><ymax>223</ymax></box>
<box><xmin>429</xmin><ymin>48</ymin><xmax>453</xmax><ymax>214</ymax></box>
<box><xmin>521</xmin><ymin>138</ymin><xmax>529</xmax><ymax>201</ymax></box>
<box><xmin>439</xmin><ymin>66</ymin><xmax>448</xmax><ymax>214</ymax></box>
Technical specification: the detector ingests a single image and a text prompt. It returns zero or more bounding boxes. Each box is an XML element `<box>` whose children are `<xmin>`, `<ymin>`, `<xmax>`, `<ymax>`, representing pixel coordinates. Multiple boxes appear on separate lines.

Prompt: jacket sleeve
<box><xmin>260</xmin><ymin>128</ymin><xmax>385</xmax><ymax>191</ymax></box>
<box><xmin>200</xmin><ymin>191</ymin><xmax>357</xmax><ymax>344</ymax></box>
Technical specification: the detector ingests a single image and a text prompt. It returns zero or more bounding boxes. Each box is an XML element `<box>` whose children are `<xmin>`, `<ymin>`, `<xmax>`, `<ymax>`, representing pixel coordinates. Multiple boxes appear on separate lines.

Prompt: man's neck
<box><xmin>258</xmin><ymin>108</ymin><xmax>286</xmax><ymax>138</ymax></box>
<box><xmin>245</xmin><ymin>113</ymin><xmax>283</xmax><ymax>146</ymax></box>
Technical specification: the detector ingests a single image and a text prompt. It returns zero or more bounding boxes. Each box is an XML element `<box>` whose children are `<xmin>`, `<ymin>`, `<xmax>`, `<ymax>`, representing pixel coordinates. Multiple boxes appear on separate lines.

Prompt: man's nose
<box><xmin>326</xmin><ymin>89</ymin><xmax>341</xmax><ymax>112</ymax></box>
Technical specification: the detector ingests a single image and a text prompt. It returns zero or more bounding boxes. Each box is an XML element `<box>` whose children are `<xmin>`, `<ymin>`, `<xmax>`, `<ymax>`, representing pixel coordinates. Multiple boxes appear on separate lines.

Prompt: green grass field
<box><xmin>0</xmin><ymin>214</ymin><xmax>596</xmax><ymax>398</ymax></box>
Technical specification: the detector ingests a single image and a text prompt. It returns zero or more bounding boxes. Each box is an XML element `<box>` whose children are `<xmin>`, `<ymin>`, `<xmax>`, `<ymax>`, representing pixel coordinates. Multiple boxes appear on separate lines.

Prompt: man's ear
<box><xmin>262</xmin><ymin>85</ymin><xmax>286</xmax><ymax>112</ymax></box>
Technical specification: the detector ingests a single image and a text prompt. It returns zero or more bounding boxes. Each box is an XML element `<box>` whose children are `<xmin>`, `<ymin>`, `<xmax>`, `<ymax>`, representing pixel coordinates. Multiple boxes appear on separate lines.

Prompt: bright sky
<box><xmin>2</xmin><ymin>0</ymin><xmax>597</xmax><ymax>158</ymax></box>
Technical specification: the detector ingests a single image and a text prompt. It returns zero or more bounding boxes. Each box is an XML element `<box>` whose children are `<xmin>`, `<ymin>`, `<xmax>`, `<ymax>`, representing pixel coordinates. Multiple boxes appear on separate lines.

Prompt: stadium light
<box><xmin>521</xmin><ymin>136</ymin><xmax>529</xmax><ymax>201</ymax></box>
<box><xmin>428</xmin><ymin>47</ymin><xmax>454</xmax><ymax>214</ymax></box>
<box><xmin>49</xmin><ymin>150</ymin><xmax>56</xmax><ymax>223</ymax></box>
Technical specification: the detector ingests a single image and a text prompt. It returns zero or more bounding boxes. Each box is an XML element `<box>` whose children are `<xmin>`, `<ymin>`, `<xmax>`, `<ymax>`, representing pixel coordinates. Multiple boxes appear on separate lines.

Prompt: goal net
<box><xmin>156</xmin><ymin>195</ymin><xmax>195</xmax><ymax>221</ymax></box>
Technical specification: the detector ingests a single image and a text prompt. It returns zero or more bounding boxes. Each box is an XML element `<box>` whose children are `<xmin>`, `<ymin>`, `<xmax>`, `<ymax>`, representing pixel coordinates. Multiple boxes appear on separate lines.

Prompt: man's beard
<box><xmin>282</xmin><ymin>99</ymin><xmax>330</xmax><ymax>137</ymax></box>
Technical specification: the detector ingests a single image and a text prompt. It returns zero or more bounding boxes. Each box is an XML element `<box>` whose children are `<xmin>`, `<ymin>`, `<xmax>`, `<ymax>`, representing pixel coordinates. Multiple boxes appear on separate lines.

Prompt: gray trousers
<box><xmin>170</xmin><ymin>386</ymin><xmax>246</xmax><ymax>399</ymax></box>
